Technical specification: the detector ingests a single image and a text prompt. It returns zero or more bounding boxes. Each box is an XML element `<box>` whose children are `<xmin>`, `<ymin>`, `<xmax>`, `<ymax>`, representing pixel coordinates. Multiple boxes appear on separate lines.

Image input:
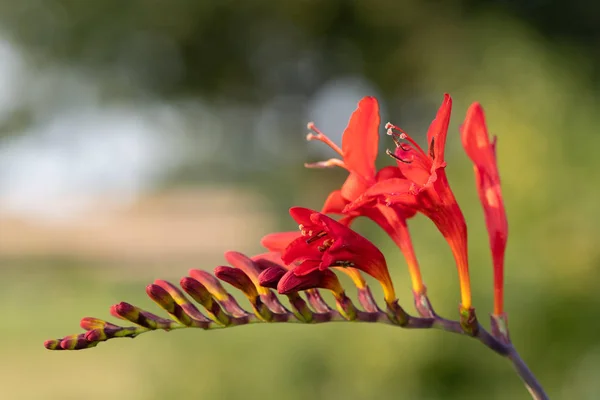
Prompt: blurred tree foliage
<box><xmin>1</xmin><ymin>0</ymin><xmax>598</xmax><ymax>101</ymax></box>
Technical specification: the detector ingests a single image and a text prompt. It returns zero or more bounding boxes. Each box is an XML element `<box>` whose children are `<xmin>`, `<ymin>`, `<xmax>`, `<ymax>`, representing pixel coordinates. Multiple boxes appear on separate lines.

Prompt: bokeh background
<box><xmin>1</xmin><ymin>1</ymin><xmax>599</xmax><ymax>399</ymax></box>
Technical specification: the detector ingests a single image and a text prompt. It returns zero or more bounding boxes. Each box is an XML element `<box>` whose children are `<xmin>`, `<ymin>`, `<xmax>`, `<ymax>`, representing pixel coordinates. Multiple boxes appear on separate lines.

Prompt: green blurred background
<box><xmin>1</xmin><ymin>0</ymin><xmax>599</xmax><ymax>399</ymax></box>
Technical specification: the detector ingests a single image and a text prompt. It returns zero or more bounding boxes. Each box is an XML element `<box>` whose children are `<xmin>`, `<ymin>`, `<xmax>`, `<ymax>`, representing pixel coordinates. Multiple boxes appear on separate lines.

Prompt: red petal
<box><xmin>359</xmin><ymin>177</ymin><xmax>413</xmax><ymax>199</ymax></box>
<box><xmin>281</xmin><ymin>235</ymin><xmax>321</xmax><ymax>265</ymax></box>
<box><xmin>311</xmin><ymin>212</ymin><xmax>349</xmax><ymax>239</ymax></box>
<box><xmin>343</xmin><ymin>178</ymin><xmax>416</xmax><ymax>213</ymax></box>
<box><xmin>252</xmin><ymin>252</ymin><xmax>289</xmax><ymax>270</ymax></box>
<box><xmin>289</xmin><ymin>207</ymin><xmax>318</xmax><ymax>226</ymax></box>
<box><xmin>260</xmin><ymin>231</ymin><xmax>301</xmax><ymax>253</ymax></box>
<box><xmin>321</xmin><ymin>190</ymin><xmax>348</xmax><ymax>214</ymax></box>
<box><xmin>426</xmin><ymin>93</ymin><xmax>452</xmax><ymax>167</ymax></box>
<box><xmin>292</xmin><ymin>260</ymin><xmax>321</xmax><ymax>276</ymax></box>
<box><xmin>341</xmin><ymin>96</ymin><xmax>380</xmax><ymax>182</ymax></box>
<box><xmin>376</xmin><ymin>166</ymin><xmax>405</xmax><ymax>181</ymax></box>
<box><xmin>340</xmin><ymin>172</ymin><xmax>369</xmax><ymax>201</ymax></box>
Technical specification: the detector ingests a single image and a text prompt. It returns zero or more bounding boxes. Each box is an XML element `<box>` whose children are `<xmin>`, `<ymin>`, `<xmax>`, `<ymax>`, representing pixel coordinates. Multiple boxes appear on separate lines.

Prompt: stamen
<box><xmin>306</xmin><ymin>122</ymin><xmax>344</xmax><ymax>157</ymax></box>
<box><xmin>334</xmin><ymin>261</ymin><xmax>355</xmax><ymax>268</ymax></box>
<box><xmin>385</xmin><ymin>122</ymin><xmax>429</xmax><ymax>159</ymax></box>
<box><xmin>304</xmin><ymin>158</ymin><xmax>349</xmax><ymax>170</ymax></box>
<box><xmin>386</xmin><ymin>148</ymin><xmax>412</xmax><ymax>164</ymax></box>
<box><xmin>306</xmin><ymin>231</ymin><xmax>327</xmax><ymax>244</ymax></box>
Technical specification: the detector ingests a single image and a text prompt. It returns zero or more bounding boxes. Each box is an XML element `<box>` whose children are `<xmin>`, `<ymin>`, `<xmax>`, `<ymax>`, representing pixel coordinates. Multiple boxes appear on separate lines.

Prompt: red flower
<box><xmin>280</xmin><ymin>207</ymin><xmax>395</xmax><ymax>303</ymax></box>
<box><xmin>461</xmin><ymin>103</ymin><xmax>508</xmax><ymax>316</ymax></box>
<box><xmin>347</xmin><ymin>94</ymin><xmax>473</xmax><ymax>311</ymax></box>
<box><xmin>306</xmin><ymin>96</ymin><xmax>425</xmax><ymax>295</ymax></box>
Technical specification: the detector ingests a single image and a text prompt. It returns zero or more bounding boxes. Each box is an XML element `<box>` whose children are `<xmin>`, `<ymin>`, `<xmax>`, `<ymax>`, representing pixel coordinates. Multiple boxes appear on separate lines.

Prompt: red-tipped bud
<box><xmin>154</xmin><ymin>279</ymin><xmax>209</xmax><ymax>323</ymax></box>
<box><xmin>44</xmin><ymin>339</ymin><xmax>63</xmax><ymax>350</ymax></box>
<box><xmin>146</xmin><ymin>284</ymin><xmax>195</xmax><ymax>327</ymax></box>
<box><xmin>180</xmin><ymin>277</ymin><xmax>212</xmax><ymax>305</ymax></box>
<box><xmin>110</xmin><ymin>302</ymin><xmax>176</xmax><ymax>330</ymax></box>
<box><xmin>59</xmin><ymin>333</ymin><xmax>98</xmax><ymax>350</ymax></box>
<box><xmin>180</xmin><ymin>277</ymin><xmax>232</xmax><ymax>325</ymax></box>
<box><xmin>189</xmin><ymin>269</ymin><xmax>230</xmax><ymax>301</ymax></box>
<box><xmin>258</xmin><ymin>266</ymin><xmax>287</xmax><ymax>289</ymax></box>
<box><xmin>461</xmin><ymin>103</ymin><xmax>508</xmax><ymax>316</ymax></box>
<box><xmin>214</xmin><ymin>266</ymin><xmax>259</xmax><ymax>301</ymax></box>
<box><xmin>80</xmin><ymin>317</ymin><xmax>111</xmax><ymax>331</ymax></box>
<box><xmin>260</xmin><ymin>231</ymin><xmax>301</xmax><ymax>253</ymax></box>
<box><xmin>224</xmin><ymin>251</ymin><xmax>269</xmax><ymax>295</ymax></box>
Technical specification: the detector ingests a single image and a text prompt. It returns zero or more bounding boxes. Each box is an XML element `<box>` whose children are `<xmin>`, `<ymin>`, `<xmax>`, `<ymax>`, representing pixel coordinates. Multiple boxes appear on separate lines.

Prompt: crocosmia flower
<box><xmin>347</xmin><ymin>94</ymin><xmax>472</xmax><ymax>312</ymax></box>
<box><xmin>461</xmin><ymin>103</ymin><xmax>508</xmax><ymax>316</ymax></box>
<box><xmin>305</xmin><ymin>97</ymin><xmax>425</xmax><ymax>296</ymax></box>
<box><xmin>41</xmin><ymin>93</ymin><xmax>549</xmax><ymax>400</ymax></box>
<box><xmin>281</xmin><ymin>207</ymin><xmax>396</xmax><ymax>304</ymax></box>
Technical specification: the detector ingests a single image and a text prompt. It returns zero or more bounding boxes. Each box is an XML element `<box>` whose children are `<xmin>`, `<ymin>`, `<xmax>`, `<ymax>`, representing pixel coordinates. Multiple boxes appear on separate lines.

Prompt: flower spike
<box><xmin>42</xmin><ymin>94</ymin><xmax>548</xmax><ymax>400</ymax></box>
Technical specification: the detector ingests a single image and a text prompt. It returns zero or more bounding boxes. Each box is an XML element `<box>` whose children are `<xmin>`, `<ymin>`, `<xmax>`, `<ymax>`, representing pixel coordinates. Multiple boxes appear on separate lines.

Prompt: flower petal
<box><xmin>321</xmin><ymin>189</ymin><xmax>348</xmax><ymax>214</ymax></box>
<box><xmin>341</xmin><ymin>96</ymin><xmax>380</xmax><ymax>182</ymax></box>
<box><xmin>344</xmin><ymin>178</ymin><xmax>414</xmax><ymax>213</ymax></box>
<box><xmin>281</xmin><ymin>235</ymin><xmax>321</xmax><ymax>265</ymax></box>
<box><xmin>426</xmin><ymin>93</ymin><xmax>452</xmax><ymax>167</ymax></box>
<box><xmin>289</xmin><ymin>206</ymin><xmax>319</xmax><ymax>226</ymax></box>
<box><xmin>340</xmin><ymin>172</ymin><xmax>370</xmax><ymax>202</ymax></box>
<box><xmin>260</xmin><ymin>231</ymin><xmax>301</xmax><ymax>253</ymax></box>
<box><xmin>375</xmin><ymin>166</ymin><xmax>405</xmax><ymax>181</ymax></box>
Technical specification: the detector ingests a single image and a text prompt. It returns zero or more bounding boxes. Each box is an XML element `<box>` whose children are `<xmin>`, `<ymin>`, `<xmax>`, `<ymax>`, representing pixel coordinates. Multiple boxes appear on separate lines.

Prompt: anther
<box><xmin>429</xmin><ymin>137</ymin><xmax>436</xmax><ymax>159</ymax></box>
<box><xmin>334</xmin><ymin>261</ymin><xmax>354</xmax><ymax>268</ymax></box>
<box><xmin>306</xmin><ymin>231</ymin><xmax>327</xmax><ymax>244</ymax></box>
<box><xmin>386</xmin><ymin>148</ymin><xmax>412</xmax><ymax>164</ymax></box>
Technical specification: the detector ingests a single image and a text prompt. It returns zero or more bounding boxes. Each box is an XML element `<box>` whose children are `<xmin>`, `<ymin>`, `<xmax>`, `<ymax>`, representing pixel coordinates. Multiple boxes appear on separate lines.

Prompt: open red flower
<box><xmin>461</xmin><ymin>103</ymin><xmax>508</xmax><ymax>316</ymax></box>
<box><xmin>305</xmin><ymin>96</ymin><xmax>425</xmax><ymax>295</ymax></box>
<box><xmin>347</xmin><ymin>94</ymin><xmax>472</xmax><ymax>311</ymax></box>
<box><xmin>280</xmin><ymin>207</ymin><xmax>395</xmax><ymax>303</ymax></box>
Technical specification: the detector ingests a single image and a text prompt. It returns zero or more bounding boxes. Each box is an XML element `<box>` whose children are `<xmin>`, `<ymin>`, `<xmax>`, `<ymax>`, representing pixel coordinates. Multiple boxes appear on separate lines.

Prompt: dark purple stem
<box><xmin>507</xmin><ymin>346</ymin><xmax>549</xmax><ymax>400</ymax></box>
<box><xmin>393</xmin><ymin>296</ymin><xmax>547</xmax><ymax>400</ymax></box>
